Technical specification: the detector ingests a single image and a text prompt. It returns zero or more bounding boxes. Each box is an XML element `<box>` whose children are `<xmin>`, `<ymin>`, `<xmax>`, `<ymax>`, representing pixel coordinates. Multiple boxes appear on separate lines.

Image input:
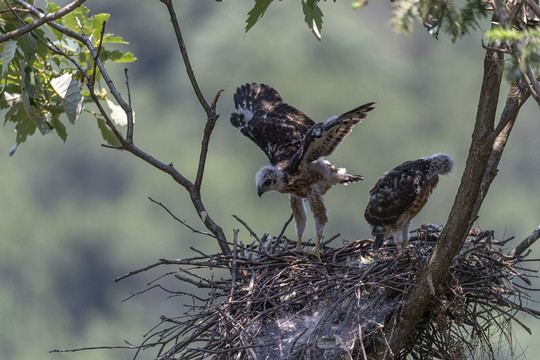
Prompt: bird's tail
<box><xmin>336</xmin><ymin>102</ymin><xmax>376</xmax><ymax>123</ymax></box>
<box><xmin>371</xmin><ymin>226</ymin><xmax>385</xmax><ymax>250</ymax></box>
<box><xmin>340</xmin><ymin>174</ymin><xmax>364</xmax><ymax>184</ymax></box>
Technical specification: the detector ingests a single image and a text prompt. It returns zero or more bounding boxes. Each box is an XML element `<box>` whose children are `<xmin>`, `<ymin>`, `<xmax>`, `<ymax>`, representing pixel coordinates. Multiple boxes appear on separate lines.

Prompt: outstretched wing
<box><xmin>289</xmin><ymin>102</ymin><xmax>375</xmax><ymax>171</ymax></box>
<box><xmin>364</xmin><ymin>160</ymin><xmax>429</xmax><ymax>227</ymax></box>
<box><xmin>230</xmin><ymin>83</ymin><xmax>315</xmax><ymax>168</ymax></box>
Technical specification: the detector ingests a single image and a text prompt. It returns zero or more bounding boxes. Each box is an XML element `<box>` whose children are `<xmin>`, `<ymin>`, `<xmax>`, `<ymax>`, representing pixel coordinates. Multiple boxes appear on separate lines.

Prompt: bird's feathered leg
<box><xmin>306</xmin><ymin>188</ymin><xmax>327</xmax><ymax>261</ymax></box>
<box><xmin>402</xmin><ymin>221</ymin><xmax>411</xmax><ymax>249</ymax></box>
<box><xmin>392</xmin><ymin>221</ymin><xmax>411</xmax><ymax>256</ymax></box>
<box><xmin>289</xmin><ymin>194</ymin><xmax>307</xmax><ymax>251</ymax></box>
<box><xmin>391</xmin><ymin>230</ymin><xmax>404</xmax><ymax>256</ymax></box>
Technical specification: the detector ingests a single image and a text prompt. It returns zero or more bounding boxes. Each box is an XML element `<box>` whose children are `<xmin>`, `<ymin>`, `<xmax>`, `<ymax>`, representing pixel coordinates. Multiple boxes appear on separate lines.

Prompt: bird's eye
<box><xmin>263</xmin><ymin>179</ymin><xmax>272</xmax><ymax>187</ymax></box>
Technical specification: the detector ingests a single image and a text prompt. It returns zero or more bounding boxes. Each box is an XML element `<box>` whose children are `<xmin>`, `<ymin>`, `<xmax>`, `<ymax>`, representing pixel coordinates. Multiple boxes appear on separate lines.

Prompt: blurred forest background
<box><xmin>1</xmin><ymin>1</ymin><xmax>539</xmax><ymax>359</ymax></box>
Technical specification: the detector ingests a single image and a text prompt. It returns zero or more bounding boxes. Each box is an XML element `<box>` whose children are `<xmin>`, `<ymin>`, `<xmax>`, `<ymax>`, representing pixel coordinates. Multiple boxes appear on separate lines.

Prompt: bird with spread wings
<box><xmin>231</xmin><ymin>82</ymin><xmax>375</xmax><ymax>260</ymax></box>
<box><xmin>364</xmin><ymin>153</ymin><xmax>454</xmax><ymax>254</ymax></box>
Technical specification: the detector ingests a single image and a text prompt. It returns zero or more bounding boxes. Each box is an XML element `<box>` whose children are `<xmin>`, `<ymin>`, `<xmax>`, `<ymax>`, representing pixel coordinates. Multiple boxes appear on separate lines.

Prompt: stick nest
<box><xmin>129</xmin><ymin>226</ymin><xmax>539</xmax><ymax>359</ymax></box>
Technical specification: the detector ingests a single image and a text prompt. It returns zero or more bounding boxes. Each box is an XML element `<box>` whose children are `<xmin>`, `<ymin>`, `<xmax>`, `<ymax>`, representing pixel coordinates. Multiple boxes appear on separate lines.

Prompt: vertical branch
<box><xmin>160</xmin><ymin>0</ymin><xmax>222</xmax><ymax>197</ymax></box>
<box><xmin>124</xmin><ymin>68</ymin><xmax>134</xmax><ymax>143</ymax></box>
<box><xmin>159</xmin><ymin>0</ymin><xmax>230</xmax><ymax>255</ymax></box>
<box><xmin>160</xmin><ymin>0</ymin><xmax>211</xmax><ymax>114</ymax></box>
<box><xmin>473</xmin><ymin>81</ymin><xmax>530</xmax><ymax>215</ymax></box>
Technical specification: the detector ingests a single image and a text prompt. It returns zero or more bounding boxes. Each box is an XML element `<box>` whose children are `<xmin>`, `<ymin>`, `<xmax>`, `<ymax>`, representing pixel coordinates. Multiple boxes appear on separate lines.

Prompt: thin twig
<box><xmin>91</xmin><ymin>20</ymin><xmax>106</xmax><ymax>87</ymax></box>
<box><xmin>159</xmin><ymin>0</ymin><xmax>211</xmax><ymax>113</ymax></box>
<box><xmin>148</xmin><ymin>196</ymin><xmax>217</xmax><ymax>239</ymax></box>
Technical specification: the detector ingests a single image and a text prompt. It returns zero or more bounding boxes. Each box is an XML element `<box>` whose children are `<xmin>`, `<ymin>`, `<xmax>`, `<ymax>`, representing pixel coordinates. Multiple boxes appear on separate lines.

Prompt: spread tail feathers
<box><xmin>340</xmin><ymin>174</ymin><xmax>364</xmax><ymax>184</ymax></box>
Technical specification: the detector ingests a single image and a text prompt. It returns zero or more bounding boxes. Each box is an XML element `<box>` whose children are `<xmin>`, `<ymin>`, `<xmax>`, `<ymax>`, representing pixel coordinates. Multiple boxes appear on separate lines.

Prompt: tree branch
<box><xmin>160</xmin><ymin>0</ymin><xmax>212</xmax><ymax>113</ymax></box>
<box><xmin>511</xmin><ymin>225</ymin><xmax>540</xmax><ymax>257</ymax></box>
<box><xmin>11</xmin><ymin>0</ymin><xmax>231</xmax><ymax>256</ymax></box>
<box><xmin>474</xmin><ymin>81</ymin><xmax>530</xmax><ymax>215</ymax></box>
<box><xmin>159</xmin><ymin>0</ymin><xmax>224</xmax><ymax>198</ymax></box>
<box><xmin>0</xmin><ymin>0</ymin><xmax>86</xmax><ymax>42</ymax></box>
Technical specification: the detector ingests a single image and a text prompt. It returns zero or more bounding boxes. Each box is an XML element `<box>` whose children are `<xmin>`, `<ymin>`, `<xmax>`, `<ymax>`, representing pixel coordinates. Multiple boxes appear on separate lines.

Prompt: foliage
<box><xmin>245</xmin><ymin>0</ymin><xmax>328</xmax><ymax>40</ymax></box>
<box><xmin>244</xmin><ymin>0</ymin><xmax>490</xmax><ymax>41</ymax></box>
<box><xmin>0</xmin><ymin>2</ymin><xmax>135</xmax><ymax>153</ymax></box>
<box><xmin>489</xmin><ymin>26</ymin><xmax>540</xmax><ymax>81</ymax></box>
<box><xmin>391</xmin><ymin>0</ymin><xmax>490</xmax><ymax>40</ymax></box>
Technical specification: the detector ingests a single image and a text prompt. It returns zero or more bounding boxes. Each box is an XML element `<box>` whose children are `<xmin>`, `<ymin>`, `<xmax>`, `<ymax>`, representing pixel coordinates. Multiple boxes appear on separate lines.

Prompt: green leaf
<box><xmin>302</xmin><ymin>0</ymin><xmax>324</xmax><ymax>40</ymax></box>
<box><xmin>1</xmin><ymin>40</ymin><xmax>18</xmax><ymax>93</ymax></box>
<box><xmin>47</xmin><ymin>3</ymin><xmax>61</xmax><ymax>13</ymax></box>
<box><xmin>97</xmin><ymin>117</ymin><xmax>121</xmax><ymax>146</ymax></box>
<box><xmin>102</xmin><ymin>34</ymin><xmax>129</xmax><ymax>44</ymax></box>
<box><xmin>92</xmin><ymin>13</ymin><xmax>110</xmax><ymax>41</ymax></box>
<box><xmin>62</xmin><ymin>6</ymin><xmax>91</xmax><ymax>33</ymax></box>
<box><xmin>50</xmin><ymin>114</ymin><xmax>67</xmax><ymax>142</ymax></box>
<box><xmin>16</xmin><ymin>115</ymin><xmax>37</xmax><ymax>144</ymax></box>
<box><xmin>5</xmin><ymin>102</ymin><xmax>37</xmax><ymax>144</ymax></box>
<box><xmin>245</xmin><ymin>0</ymin><xmax>273</xmax><ymax>34</ymax></box>
<box><xmin>21</xmin><ymin>66</ymin><xmax>50</xmax><ymax>135</ymax></box>
<box><xmin>50</xmin><ymin>73</ymin><xmax>84</xmax><ymax>124</ymax></box>
<box><xmin>18</xmin><ymin>33</ymin><xmax>37</xmax><ymax>66</ymax></box>
<box><xmin>106</xmin><ymin>98</ymin><xmax>133</xmax><ymax>126</ymax></box>
<box><xmin>105</xmin><ymin>50</ymin><xmax>137</xmax><ymax>63</ymax></box>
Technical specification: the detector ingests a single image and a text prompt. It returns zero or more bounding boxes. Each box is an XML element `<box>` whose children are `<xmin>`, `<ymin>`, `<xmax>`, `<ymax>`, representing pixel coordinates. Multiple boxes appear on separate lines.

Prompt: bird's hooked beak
<box><xmin>257</xmin><ymin>188</ymin><xmax>264</xmax><ymax>197</ymax></box>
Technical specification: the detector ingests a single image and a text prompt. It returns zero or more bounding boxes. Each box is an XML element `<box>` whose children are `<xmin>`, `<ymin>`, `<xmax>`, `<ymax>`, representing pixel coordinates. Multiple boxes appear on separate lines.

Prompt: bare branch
<box><xmin>124</xmin><ymin>69</ymin><xmax>134</xmax><ymax>142</ymax></box>
<box><xmin>194</xmin><ymin>89</ymin><xmax>224</xmax><ymax>196</ymax></box>
<box><xmin>511</xmin><ymin>225</ymin><xmax>540</xmax><ymax>257</ymax></box>
<box><xmin>91</xmin><ymin>20</ymin><xmax>106</xmax><ymax>87</ymax></box>
<box><xmin>50</xmin><ymin>344</ymin><xmax>140</xmax><ymax>354</ymax></box>
<box><xmin>160</xmin><ymin>0</ymin><xmax>212</xmax><ymax>114</ymax></box>
<box><xmin>0</xmin><ymin>0</ymin><xmax>86</xmax><ymax>42</ymax></box>
<box><xmin>475</xmin><ymin>81</ymin><xmax>530</xmax><ymax>216</ymax></box>
<box><xmin>148</xmin><ymin>196</ymin><xmax>218</xmax><ymax>239</ymax></box>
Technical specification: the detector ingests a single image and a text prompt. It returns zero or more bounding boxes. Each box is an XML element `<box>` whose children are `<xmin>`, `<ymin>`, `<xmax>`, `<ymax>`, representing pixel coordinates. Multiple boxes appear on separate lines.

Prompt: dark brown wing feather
<box><xmin>230</xmin><ymin>83</ymin><xmax>315</xmax><ymax>168</ymax></box>
<box><xmin>287</xmin><ymin>102</ymin><xmax>375</xmax><ymax>172</ymax></box>
<box><xmin>364</xmin><ymin>159</ymin><xmax>431</xmax><ymax>227</ymax></box>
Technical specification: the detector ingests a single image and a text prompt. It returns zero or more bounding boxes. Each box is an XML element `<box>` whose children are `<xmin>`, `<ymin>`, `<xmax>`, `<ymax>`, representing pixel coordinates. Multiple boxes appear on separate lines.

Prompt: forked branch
<box><xmin>10</xmin><ymin>0</ymin><xmax>230</xmax><ymax>255</ymax></box>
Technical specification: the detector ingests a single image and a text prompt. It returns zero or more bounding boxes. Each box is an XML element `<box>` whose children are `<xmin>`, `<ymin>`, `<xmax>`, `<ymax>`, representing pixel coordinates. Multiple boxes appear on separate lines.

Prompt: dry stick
<box><xmin>511</xmin><ymin>225</ymin><xmax>540</xmax><ymax>257</ymax></box>
<box><xmin>232</xmin><ymin>214</ymin><xmax>274</xmax><ymax>258</ymax></box>
<box><xmin>50</xmin><ymin>344</ymin><xmax>140</xmax><ymax>354</ymax></box>
<box><xmin>148</xmin><ymin>197</ymin><xmax>217</xmax><ymax>239</ymax></box>
<box><xmin>124</xmin><ymin>68</ymin><xmax>134</xmax><ymax>142</ymax></box>
<box><xmin>91</xmin><ymin>20</ymin><xmax>106</xmax><ymax>87</ymax></box>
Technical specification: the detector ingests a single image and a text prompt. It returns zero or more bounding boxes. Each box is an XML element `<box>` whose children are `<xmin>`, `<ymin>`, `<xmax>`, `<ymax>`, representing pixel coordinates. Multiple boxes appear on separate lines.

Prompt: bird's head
<box><xmin>425</xmin><ymin>153</ymin><xmax>454</xmax><ymax>178</ymax></box>
<box><xmin>255</xmin><ymin>165</ymin><xmax>286</xmax><ymax>197</ymax></box>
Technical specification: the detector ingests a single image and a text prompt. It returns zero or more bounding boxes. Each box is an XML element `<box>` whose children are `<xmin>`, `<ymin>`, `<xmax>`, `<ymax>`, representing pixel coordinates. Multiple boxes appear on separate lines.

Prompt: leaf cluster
<box><xmin>245</xmin><ymin>0</ymin><xmax>333</xmax><ymax>40</ymax></box>
<box><xmin>489</xmin><ymin>26</ymin><xmax>540</xmax><ymax>81</ymax></box>
<box><xmin>0</xmin><ymin>2</ymin><xmax>135</xmax><ymax>152</ymax></box>
<box><xmin>391</xmin><ymin>0</ymin><xmax>490</xmax><ymax>41</ymax></box>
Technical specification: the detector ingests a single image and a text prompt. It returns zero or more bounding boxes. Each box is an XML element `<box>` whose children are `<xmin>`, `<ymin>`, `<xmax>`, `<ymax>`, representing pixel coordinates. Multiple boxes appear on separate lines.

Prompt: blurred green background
<box><xmin>1</xmin><ymin>1</ymin><xmax>539</xmax><ymax>359</ymax></box>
